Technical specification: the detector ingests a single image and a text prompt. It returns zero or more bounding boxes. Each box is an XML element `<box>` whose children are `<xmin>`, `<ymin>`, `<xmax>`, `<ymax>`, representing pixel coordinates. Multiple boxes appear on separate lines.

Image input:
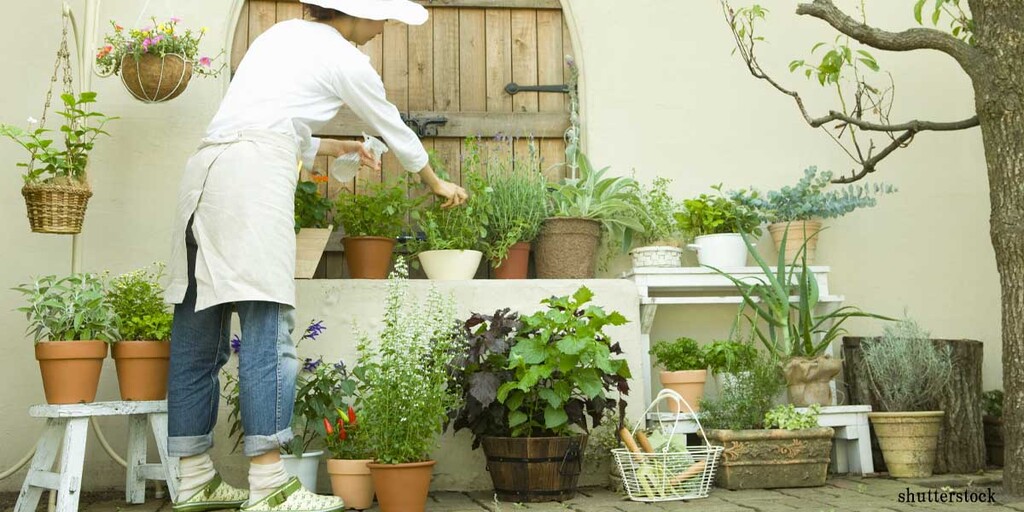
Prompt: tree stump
<box><xmin>842</xmin><ymin>337</ymin><xmax>986</xmax><ymax>475</ymax></box>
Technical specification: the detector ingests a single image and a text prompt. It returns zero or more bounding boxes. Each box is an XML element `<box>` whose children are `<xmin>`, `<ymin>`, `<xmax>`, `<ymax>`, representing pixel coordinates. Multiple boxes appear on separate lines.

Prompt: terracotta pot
<box><xmin>709</xmin><ymin>427</ymin><xmax>834</xmax><ymax>489</ymax></box>
<box><xmin>120</xmin><ymin>53</ymin><xmax>193</xmax><ymax>103</ymax></box>
<box><xmin>327</xmin><ymin>459</ymin><xmax>375</xmax><ymax>510</ymax></box>
<box><xmin>112</xmin><ymin>341</ymin><xmax>170</xmax><ymax>401</ymax></box>
<box><xmin>482</xmin><ymin>436</ymin><xmax>587</xmax><ymax>503</ymax></box>
<box><xmin>492</xmin><ymin>242</ymin><xmax>531</xmax><ymax>279</ymax></box>
<box><xmin>35</xmin><ymin>341</ymin><xmax>108</xmax><ymax>404</ymax></box>
<box><xmin>768</xmin><ymin>221</ymin><xmax>822</xmax><ymax>265</ymax></box>
<box><xmin>343</xmin><ymin>236</ymin><xmax>396</xmax><ymax>279</ymax></box>
<box><xmin>782</xmin><ymin>355</ymin><xmax>842</xmax><ymax>406</ymax></box>
<box><xmin>418</xmin><ymin>250</ymin><xmax>482</xmax><ymax>280</ymax></box>
<box><xmin>868</xmin><ymin>411</ymin><xmax>944</xmax><ymax>478</ymax></box>
<box><xmin>368</xmin><ymin>460</ymin><xmax>435</xmax><ymax>512</ymax></box>
<box><xmin>659</xmin><ymin>370</ymin><xmax>707</xmax><ymax>413</ymax></box>
<box><xmin>534</xmin><ymin>217</ymin><xmax>601</xmax><ymax>279</ymax></box>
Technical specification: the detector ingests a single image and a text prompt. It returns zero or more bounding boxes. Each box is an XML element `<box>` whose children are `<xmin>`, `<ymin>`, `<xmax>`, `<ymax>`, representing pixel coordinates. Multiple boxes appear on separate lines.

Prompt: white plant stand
<box><xmin>15</xmin><ymin>401</ymin><xmax>179</xmax><ymax>512</ymax></box>
<box><xmin>652</xmin><ymin>405</ymin><xmax>875</xmax><ymax>475</ymax></box>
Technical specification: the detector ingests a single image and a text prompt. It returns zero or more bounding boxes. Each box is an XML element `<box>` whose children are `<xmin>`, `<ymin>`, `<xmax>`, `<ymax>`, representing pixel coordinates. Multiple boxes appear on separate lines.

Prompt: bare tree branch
<box><xmin>833</xmin><ymin>130</ymin><xmax>916</xmax><ymax>183</ymax></box>
<box><xmin>796</xmin><ymin>0</ymin><xmax>979</xmax><ymax>71</ymax></box>
<box><xmin>809</xmin><ymin>111</ymin><xmax>979</xmax><ymax>132</ymax></box>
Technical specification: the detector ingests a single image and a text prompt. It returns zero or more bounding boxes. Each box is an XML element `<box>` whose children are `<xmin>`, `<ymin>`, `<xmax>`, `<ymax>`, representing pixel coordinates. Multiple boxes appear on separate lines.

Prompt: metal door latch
<box><xmin>504</xmin><ymin>82</ymin><xmax>571</xmax><ymax>95</ymax></box>
<box><xmin>401</xmin><ymin>113</ymin><xmax>448</xmax><ymax>138</ymax></box>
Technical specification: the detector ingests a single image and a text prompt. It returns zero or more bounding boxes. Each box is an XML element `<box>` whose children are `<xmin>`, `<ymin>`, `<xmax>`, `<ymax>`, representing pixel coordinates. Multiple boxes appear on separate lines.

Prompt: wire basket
<box><xmin>613</xmin><ymin>389</ymin><xmax>722</xmax><ymax>502</ymax></box>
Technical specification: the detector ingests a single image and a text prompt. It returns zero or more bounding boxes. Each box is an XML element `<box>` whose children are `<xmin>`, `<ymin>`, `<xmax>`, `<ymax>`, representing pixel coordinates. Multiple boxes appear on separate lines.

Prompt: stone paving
<box><xmin>5</xmin><ymin>472</ymin><xmax>1023</xmax><ymax>512</ymax></box>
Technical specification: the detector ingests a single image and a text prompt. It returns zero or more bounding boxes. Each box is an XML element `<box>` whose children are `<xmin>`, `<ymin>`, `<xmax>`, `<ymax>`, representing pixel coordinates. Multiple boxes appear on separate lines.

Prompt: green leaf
<box><xmin>556</xmin><ymin>335</ymin><xmax>587</xmax><ymax>355</ymax></box>
<box><xmin>932</xmin><ymin>0</ymin><xmax>942</xmax><ymax>25</ymax></box>
<box><xmin>914</xmin><ymin>0</ymin><xmax>927</xmax><ymax>23</ymax></box>
<box><xmin>511</xmin><ymin>336</ymin><xmax>547</xmax><ymax>365</ymax></box>
<box><xmin>572</xmin><ymin>286</ymin><xmax>593</xmax><ymax>306</ymax></box>
<box><xmin>509</xmin><ymin>410</ymin><xmax>528</xmax><ymax>428</ymax></box>
<box><xmin>858</xmin><ymin>58</ymin><xmax>879</xmax><ymax>72</ymax></box>
<box><xmin>577</xmin><ymin>369</ymin><xmax>603</xmax><ymax>398</ymax></box>
<box><xmin>539</xmin><ymin>387</ymin><xmax>562</xmax><ymax>409</ymax></box>
<box><xmin>544</xmin><ymin>407</ymin><xmax>568</xmax><ymax>430</ymax></box>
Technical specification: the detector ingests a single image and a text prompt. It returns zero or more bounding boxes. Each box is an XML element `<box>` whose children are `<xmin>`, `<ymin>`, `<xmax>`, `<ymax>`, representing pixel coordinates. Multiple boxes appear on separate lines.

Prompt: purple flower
<box><xmin>230</xmin><ymin>334</ymin><xmax>241</xmax><ymax>354</ymax></box>
<box><xmin>302</xmin><ymin>357</ymin><xmax>323</xmax><ymax>373</ymax></box>
<box><xmin>301</xmin><ymin>320</ymin><xmax>326</xmax><ymax>341</ymax></box>
<box><xmin>333</xmin><ymin>360</ymin><xmax>347</xmax><ymax>373</ymax></box>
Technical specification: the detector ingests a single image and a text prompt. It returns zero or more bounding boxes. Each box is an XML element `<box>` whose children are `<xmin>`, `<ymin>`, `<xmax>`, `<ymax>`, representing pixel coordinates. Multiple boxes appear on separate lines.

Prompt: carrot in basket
<box><xmin>668</xmin><ymin>460</ymin><xmax>707</xmax><ymax>486</ymax></box>
<box><xmin>635</xmin><ymin>431</ymin><xmax>655</xmax><ymax>453</ymax></box>
<box><xmin>619</xmin><ymin>427</ymin><xmax>641</xmax><ymax>453</ymax></box>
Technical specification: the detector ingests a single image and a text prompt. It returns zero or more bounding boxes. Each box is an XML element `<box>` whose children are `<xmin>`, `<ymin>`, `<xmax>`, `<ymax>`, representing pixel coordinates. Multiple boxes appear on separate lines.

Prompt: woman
<box><xmin>165</xmin><ymin>1</ymin><xmax>465</xmax><ymax>511</ymax></box>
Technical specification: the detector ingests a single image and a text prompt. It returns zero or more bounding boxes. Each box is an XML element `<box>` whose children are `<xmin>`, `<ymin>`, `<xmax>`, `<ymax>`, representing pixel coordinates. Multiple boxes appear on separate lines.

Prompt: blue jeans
<box><xmin>168</xmin><ymin>220</ymin><xmax>299</xmax><ymax>457</ymax></box>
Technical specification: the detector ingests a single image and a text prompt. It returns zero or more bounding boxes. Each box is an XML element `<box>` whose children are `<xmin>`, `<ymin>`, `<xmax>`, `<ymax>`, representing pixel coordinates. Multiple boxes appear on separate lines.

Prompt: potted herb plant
<box><xmin>701</xmin><ymin>353</ymin><xmax>834</xmax><ymax>489</ymax></box>
<box><xmin>324</xmin><ymin>402</ymin><xmax>375</xmax><ymax>510</ymax></box>
<box><xmin>96</xmin><ymin>17</ymin><xmax>222</xmax><ymax>103</ymax></box>
<box><xmin>334</xmin><ymin>180</ymin><xmax>418</xmax><ymax>279</ymax></box>
<box><xmin>470</xmin><ymin>139</ymin><xmax>548</xmax><ymax>279</ymax></box>
<box><xmin>108</xmin><ymin>263</ymin><xmax>174</xmax><ymax>401</ymax></box>
<box><xmin>410</xmin><ymin>169</ymin><xmax>491</xmax><ymax>280</ymax></box>
<box><xmin>15</xmin><ymin>273</ymin><xmax>120</xmax><ymax>404</ymax></box>
<box><xmin>356</xmin><ymin>259</ymin><xmax>462</xmax><ymax>512</ymax></box>
<box><xmin>451</xmin><ymin>287</ymin><xmax>632</xmax><ymax>502</ymax></box>
<box><xmin>711</xmin><ymin>229</ymin><xmax>892</xmax><ymax>406</ymax></box>
<box><xmin>650</xmin><ymin>338</ymin><xmax>708</xmax><ymax>413</ymax></box>
<box><xmin>678</xmin><ymin>184</ymin><xmax>761</xmax><ymax>268</ymax></box>
<box><xmin>860</xmin><ymin>318</ymin><xmax>952</xmax><ymax>478</ymax></box>
<box><xmin>730</xmin><ymin>166</ymin><xmax>896</xmax><ymax>264</ymax></box>
<box><xmin>535</xmin><ymin>152</ymin><xmax>646</xmax><ymax>278</ymax></box>
<box><xmin>982</xmin><ymin>390</ymin><xmax>1004</xmax><ymax>467</ymax></box>
<box><xmin>630</xmin><ymin>177</ymin><xmax>685</xmax><ymax>268</ymax></box>
<box><xmin>703</xmin><ymin>339</ymin><xmax>758</xmax><ymax>389</ymax></box>
<box><xmin>294</xmin><ymin>178</ymin><xmax>334</xmax><ymax>279</ymax></box>
<box><xmin>0</xmin><ymin>92</ymin><xmax>117</xmax><ymax>234</ymax></box>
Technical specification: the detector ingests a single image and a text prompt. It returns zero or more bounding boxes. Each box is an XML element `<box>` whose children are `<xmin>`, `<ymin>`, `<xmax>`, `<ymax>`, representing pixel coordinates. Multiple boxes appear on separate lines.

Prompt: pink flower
<box><xmin>154</xmin><ymin>34</ymin><xmax>164</xmax><ymax>43</ymax></box>
<box><xmin>142</xmin><ymin>38</ymin><xmax>152</xmax><ymax>50</ymax></box>
<box><xmin>170</xmin><ymin>17</ymin><xmax>181</xmax><ymax>23</ymax></box>
<box><xmin>199</xmin><ymin>56</ymin><xmax>212</xmax><ymax>67</ymax></box>
<box><xmin>114</xmin><ymin>24</ymin><xmax>124</xmax><ymax>32</ymax></box>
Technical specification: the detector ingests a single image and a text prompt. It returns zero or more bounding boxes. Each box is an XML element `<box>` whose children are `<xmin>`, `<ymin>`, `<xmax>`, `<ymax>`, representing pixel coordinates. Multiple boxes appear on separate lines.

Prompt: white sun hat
<box><xmin>300</xmin><ymin>0</ymin><xmax>429</xmax><ymax>26</ymax></box>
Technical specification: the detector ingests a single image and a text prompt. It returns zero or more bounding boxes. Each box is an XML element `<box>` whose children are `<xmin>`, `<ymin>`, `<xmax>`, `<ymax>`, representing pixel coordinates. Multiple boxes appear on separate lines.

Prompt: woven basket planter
<box><xmin>22</xmin><ymin>181</ymin><xmax>92</xmax><ymax>234</ymax></box>
<box><xmin>120</xmin><ymin>54</ymin><xmax>193</xmax><ymax>103</ymax></box>
<box><xmin>630</xmin><ymin>245</ymin><xmax>682</xmax><ymax>268</ymax></box>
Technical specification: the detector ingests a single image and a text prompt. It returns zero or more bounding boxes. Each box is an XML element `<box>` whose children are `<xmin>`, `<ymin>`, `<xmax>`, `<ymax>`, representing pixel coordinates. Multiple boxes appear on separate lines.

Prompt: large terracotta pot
<box><xmin>534</xmin><ymin>217</ymin><xmax>601</xmax><ymax>279</ymax></box>
<box><xmin>769</xmin><ymin>220</ymin><xmax>822</xmax><ymax>265</ymax></box>
<box><xmin>327</xmin><ymin>459</ymin><xmax>375</xmax><ymax>510</ymax></box>
<box><xmin>492</xmin><ymin>242</ymin><xmax>531</xmax><ymax>279</ymax></box>
<box><xmin>659</xmin><ymin>370</ymin><xmax>707</xmax><ymax>413</ymax></box>
<box><xmin>120</xmin><ymin>53</ymin><xmax>193</xmax><ymax>103</ymax></box>
<box><xmin>782</xmin><ymin>355</ymin><xmax>842</xmax><ymax>406</ymax></box>
<box><xmin>709</xmin><ymin>427</ymin><xmax>834</xmax><ymax>489</ymax></box>
<box><xmin>112</xmin><ymin>341</ymin><xmax>170</xmax><ymax>401</ymax></box>
<box><xmin>35</xmin><ymin>341</ymin><xmax>108</xmax><ymax>404</ymax></box>
<box><xmin>481</xmin><ymin>436</ymin><xmax>587</xmax><ymax>503</ymax></box>
<box><xmin>343</xmin><ymin>236</ymin><xmax>396</xmax><ymax>279</ymax></box>
<box><xmin>368</xmin><ymin>460</ymin><xmax>435</xmax><ymax>512</ymax></box>
<box><xmin>868</xmin><ymin>411</ymin><xmax>944</xmax><ymax>478</ymax></box>
<box><xmin>418</xmin><ymin>250</ymin><xmax>482</xmax><ymax>280</ymax></box>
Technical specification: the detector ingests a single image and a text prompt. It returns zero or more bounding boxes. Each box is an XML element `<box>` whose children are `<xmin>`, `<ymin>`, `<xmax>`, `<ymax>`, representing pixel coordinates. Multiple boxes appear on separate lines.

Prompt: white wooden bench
<box><xmin>652</xmin><ymin>405</ymin><xmax>875</xmax><ymax>475</ymax></box>
<box><xmin>15</xmin><ymin>401</ymin><xmax>180</xmax><ymax>512</ymax></box>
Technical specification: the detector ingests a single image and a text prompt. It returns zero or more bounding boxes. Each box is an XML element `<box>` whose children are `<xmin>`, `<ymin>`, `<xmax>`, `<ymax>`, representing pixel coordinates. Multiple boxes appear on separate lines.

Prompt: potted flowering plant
<box><xmin>0</xmin><ymin>92</ymin><xmax>117</xmax><ymax>234</ymax></box>
<box><xmin>107</xmin><ymin>263</ymin><xmax>174</xmax><ymax>401</ymax></box>
<box><xmin>14</xmin><ymin>273</ymin><xmax>120</xmax><ymax>404</ymax></box>
<box><xmin>356</xmin><ymin>259</ymin><xmax>462</xmax><ymax>512</ymax></box>
<box><xmin>294</xmin><ymin>177</ymin><xmax>334</xmax><ymax>279</ymax></box>
<box><xmin>96</xmin><ymin>17</ymin><xmax>222</xmax><ymax>102</ymax></box>
<box><xmin>324</xmin><ymin>403</ymin><xmax>376</xmax><ymax>510</ymax></box>
<box><xmin>334</xmin><ymin>180</ymin><xmax>420</xmax><ymax>279</ymax></box>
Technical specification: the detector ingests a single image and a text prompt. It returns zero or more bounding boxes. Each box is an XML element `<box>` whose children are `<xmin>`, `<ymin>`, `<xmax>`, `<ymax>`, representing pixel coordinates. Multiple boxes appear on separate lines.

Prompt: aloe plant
<box><xmin>707</xmin><ymin>227</ymin><xmax>893</xmax><ymax>359</ymax></box>
<box><xmin>548</xmin><ymin>152</ymin><xmax>647</xmax><ymax>252</ymax></box>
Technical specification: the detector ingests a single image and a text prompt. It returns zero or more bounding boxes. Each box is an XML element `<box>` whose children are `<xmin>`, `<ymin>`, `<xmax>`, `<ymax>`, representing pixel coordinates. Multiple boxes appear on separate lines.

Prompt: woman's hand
<box><xmin>320</xmin><ymin>139</ymin><xmax>381</xmax><ymax>171</ymax></box>
<box><xmin>418</xmin><ymin>163</ymin><xmax>467</xmax><ymax>208</ymax></box>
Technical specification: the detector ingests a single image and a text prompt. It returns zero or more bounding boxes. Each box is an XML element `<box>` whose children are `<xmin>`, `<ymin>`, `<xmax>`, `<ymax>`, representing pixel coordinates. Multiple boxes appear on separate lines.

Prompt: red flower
<box><xmin>323</xmin><ymin>418</ymin><xmax>333</xmax><ymax>436</ymax></box>
<box><xmin>347</xmin><ymin>406</ymin><xmax>357</xmax><ymax>425</ymax></box>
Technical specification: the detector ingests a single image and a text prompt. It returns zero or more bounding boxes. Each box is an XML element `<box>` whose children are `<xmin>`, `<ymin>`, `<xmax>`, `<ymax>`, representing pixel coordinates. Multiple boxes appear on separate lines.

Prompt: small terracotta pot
<box><xmin>112</xmin><ymin>341</ymin><xmax>171</xmax><ymax>401</ymax></box>
<box><xmin>492</xmin><ymin>242</ymin><xmax>531</xmax><ymax>279</ymax></box>
<box><xmin>35</xmin><ymin>341</ymin><xmax>108</xmax><ymax>404</ymax></box>
<box><xmin>768</xmin><ymin>220</ymin><xmax>822</xmax><ymax>265</ymax></box>
<box><xmin>343</xmin><ymin>236</ymin><xmax>396</xmax><ymax>279</ymax></box>
<box><xmin>327</xmin><ymin>459</ymin><xmax>375</xmax><ymax>510</ymax></box>
<box><xmin>120</xmin><ymin>53</ymin><xmax>193</xmax><ymax>102</ymax></box>
<box><xmin>659</xmin><ymin>370</ymin><xmax>708</xmax><ymax>413</ymax></box>
<box><xmin>368</xmin><ymin>460</ymin><xmax>435</xmax><ymax>512</ymax></box>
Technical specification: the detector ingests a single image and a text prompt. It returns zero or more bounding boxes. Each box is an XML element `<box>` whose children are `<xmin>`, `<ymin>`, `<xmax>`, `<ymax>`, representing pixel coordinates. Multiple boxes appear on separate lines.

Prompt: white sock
<box><xmin>248</xmin><ymin>461</ymin><xmax>291</xmax><ymax>503</ymax></box>
<box><xmin>178</xmin><ymin>452</ymin><xmax>217</xmax><ymax>500</ymax></box>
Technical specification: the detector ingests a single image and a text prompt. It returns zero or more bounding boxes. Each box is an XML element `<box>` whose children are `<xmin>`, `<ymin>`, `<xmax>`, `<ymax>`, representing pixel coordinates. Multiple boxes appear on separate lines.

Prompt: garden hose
<box><xmin>0</xmin><ymin>447</ymin><xmax>36</xmax><ymax>480</ymax></box>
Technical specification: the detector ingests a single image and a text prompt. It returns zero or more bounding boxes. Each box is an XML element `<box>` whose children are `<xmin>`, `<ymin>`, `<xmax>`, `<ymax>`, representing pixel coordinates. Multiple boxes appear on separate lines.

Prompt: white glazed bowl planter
<box><xmin>419</xmin><ymin>250</ymin><xmax>483</xmax><ymax>280</ymax></box>
<box><xmin>686</xmin><ymin>234</ymin><xmax>749</xmax><ymax>268</ymax></box>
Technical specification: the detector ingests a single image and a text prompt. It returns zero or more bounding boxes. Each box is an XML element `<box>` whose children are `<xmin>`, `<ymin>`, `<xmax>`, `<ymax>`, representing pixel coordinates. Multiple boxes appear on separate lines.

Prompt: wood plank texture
<box><xmin>274</xmin><ymin>0</ymin><xmax>562</xmax><ymax>8</ymax></box>
<box><xmin>248</xmin><ymin>1</ymin><xmax>277</xmax><ymax>45</ymax></box>
<box><xmin>321</xmin><ymin>111</ymin><xmax>568</xmax><ymax>138</ymax></box>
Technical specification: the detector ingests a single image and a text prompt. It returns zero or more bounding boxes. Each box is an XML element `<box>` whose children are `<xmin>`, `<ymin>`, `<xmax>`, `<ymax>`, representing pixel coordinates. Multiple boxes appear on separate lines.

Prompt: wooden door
<box><xmin>231</xmin><ymin>0</ymin><xmax>575</xmax><ymax>277</ymax></box>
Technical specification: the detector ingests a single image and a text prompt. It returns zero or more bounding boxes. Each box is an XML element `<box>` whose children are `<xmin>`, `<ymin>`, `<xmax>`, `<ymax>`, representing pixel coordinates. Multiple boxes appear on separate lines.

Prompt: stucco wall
<box><xmin>0</xmin><ymin>0</ymin><xmax>997</xmax><ymax>492</ymax></box>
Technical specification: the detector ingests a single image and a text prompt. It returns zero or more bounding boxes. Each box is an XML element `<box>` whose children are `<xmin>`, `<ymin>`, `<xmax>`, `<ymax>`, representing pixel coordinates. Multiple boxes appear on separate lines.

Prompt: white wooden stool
<box><xmin>653</xmin><ymin>404</ymin><xmax>875</xmax><ymax>476</ymax></box>
<box><xmin>15</xmin><ymin>401</ymin><xmax>180</xmax><ymax>512</ymax></box>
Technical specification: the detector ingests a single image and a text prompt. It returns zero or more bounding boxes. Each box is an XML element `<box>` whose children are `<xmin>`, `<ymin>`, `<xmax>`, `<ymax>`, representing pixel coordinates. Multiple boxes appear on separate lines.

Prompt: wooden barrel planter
<box><xmin>481</xmin><ymin>435</ymin><xmax>588</xmax><ymax>503</ymax></box>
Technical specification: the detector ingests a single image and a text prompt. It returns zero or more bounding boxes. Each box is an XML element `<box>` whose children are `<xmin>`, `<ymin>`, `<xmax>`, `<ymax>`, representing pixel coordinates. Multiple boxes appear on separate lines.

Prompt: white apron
<box><xmin>165</xmin><ymin>129</ymin><xmax>300</xmax><ymax>312</ymax></box>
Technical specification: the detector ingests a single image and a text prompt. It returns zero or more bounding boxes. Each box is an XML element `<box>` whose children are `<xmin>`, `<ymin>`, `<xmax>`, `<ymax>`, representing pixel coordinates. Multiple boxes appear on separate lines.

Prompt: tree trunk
<box><xmin>969</xmin><ymin>0</ymin><xmax>1024</xmax><ymax>495</ymax></box>
<box><xmin>842</xmin><ymin>337</ymin><xmax>985</xmax><ymax>474</ymax></box>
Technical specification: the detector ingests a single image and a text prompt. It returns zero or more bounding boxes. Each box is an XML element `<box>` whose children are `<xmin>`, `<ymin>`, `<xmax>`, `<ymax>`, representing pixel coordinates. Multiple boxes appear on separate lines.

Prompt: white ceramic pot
<box><xmin>686</xmin><ymin>234</ymin><xmax>749</xmax><ymax>268</ymax></box>
<box><xmin>630</xmin><ymin>245</ymin><xmax>683</xmax><ymax>268</ymax></box>
<box><xmin>418</xmin><ymin>249</ymin><xmax>483</xmax><ymax>280</ymax></box>
<box><xmin>281</xmin><ymin>450</ymin><xmax>323</xmax><ymax>492</ymax></box>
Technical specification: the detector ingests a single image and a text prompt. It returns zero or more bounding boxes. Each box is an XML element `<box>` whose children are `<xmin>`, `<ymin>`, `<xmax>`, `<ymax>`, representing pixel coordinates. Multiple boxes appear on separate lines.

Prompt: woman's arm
<box><xmin>317</xmin><ymin>139</ymin><xmax>381</xmax><ymax>172</ymax></box>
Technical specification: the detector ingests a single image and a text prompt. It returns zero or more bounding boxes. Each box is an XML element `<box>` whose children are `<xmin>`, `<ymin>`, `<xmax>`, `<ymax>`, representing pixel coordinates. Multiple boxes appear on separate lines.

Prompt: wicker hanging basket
<box><xmin>120</xmin><ymin>53</ymin><xmax>193</xmax><ymax>103</ymax></box>
<box><xmin>22</xmin><ymin>181</ymin><xmax>93</xmax><ymax>234</ymax></box>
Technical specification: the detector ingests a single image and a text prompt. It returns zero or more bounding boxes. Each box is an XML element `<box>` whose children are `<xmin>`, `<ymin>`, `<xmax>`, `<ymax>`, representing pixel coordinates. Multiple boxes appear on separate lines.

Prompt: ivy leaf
<box><xmin>544</xmin><ymin>407</ymin><xmax>568</xmax><ymax>430</ymax></box>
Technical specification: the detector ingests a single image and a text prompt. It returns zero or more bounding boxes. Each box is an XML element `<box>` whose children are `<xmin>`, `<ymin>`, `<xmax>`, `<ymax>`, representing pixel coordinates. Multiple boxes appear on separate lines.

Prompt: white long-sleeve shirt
<box><xmin>206</xmin><ymin>19</ymin><xmax>428</xmax><ymax>173</ymax></box>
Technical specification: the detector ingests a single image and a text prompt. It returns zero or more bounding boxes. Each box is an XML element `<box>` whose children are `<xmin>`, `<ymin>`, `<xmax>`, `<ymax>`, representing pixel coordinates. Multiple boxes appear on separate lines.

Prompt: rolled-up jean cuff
<box><xmin>244</xmin><ymin>427</ymin><xmax>295</xmax><ymax>457</ymax></box>
<box><xmin>168</xmin><ymin>433</ymin><xmax>215</xmax><ymax>457</ymax></box>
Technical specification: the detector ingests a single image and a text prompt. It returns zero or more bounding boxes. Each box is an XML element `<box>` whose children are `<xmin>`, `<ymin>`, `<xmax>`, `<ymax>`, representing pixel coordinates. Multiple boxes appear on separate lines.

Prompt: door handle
<box><xmin>504</xmin><ymin>82</ymin><xmax>571</xmax><ymax>95</ymax></box>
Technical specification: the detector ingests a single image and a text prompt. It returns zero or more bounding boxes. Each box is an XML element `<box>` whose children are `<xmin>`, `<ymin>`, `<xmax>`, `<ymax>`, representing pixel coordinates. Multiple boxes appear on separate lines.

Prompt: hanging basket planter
<box><xmin>22</xmin><ymin>181</ymin><xmax>93</xmax><ymax>235</ymax></box>
<box><xmin>120</xmin><ymin>53</ymin><xmax>193</xmax><ymax>103</ymax></box>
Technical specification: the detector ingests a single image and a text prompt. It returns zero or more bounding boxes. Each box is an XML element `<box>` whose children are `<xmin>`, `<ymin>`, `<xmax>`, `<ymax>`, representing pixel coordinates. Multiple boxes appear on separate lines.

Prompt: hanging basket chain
<box><xmin>32</xmin><ymin>10</ymin><xmax>77</xmax><ymax>176</ymax></box>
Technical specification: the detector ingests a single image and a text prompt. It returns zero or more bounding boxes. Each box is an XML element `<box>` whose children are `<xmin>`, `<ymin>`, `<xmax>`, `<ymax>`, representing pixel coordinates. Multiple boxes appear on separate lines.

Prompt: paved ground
<box><xmin>4</xmin><ymin>472</ymin><xmax>1022</xmax><ymax>512</ymax></box>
